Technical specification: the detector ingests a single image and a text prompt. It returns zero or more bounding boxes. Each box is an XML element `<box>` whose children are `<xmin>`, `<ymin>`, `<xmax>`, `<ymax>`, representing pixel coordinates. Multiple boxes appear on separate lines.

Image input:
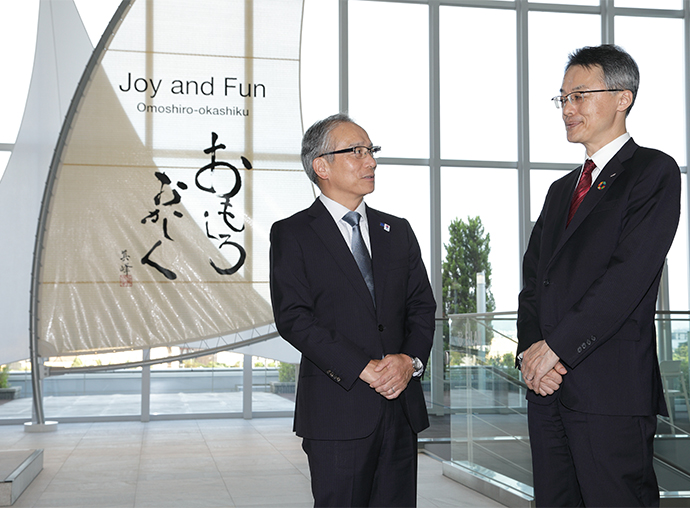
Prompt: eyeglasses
<box><xmin>318</xmin><ymin>145</ymin><xmax>381</xmax><ymax>159</ymax></box>
<box><xmin>551</xmin><ymin>89</ymin><xmax>624</xmax><ymax>109</ymax></box>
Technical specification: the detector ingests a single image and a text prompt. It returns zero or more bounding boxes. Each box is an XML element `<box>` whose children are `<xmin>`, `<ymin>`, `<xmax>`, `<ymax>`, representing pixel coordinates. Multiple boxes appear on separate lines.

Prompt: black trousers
<box><xmin>302</xmin><ymin>399</ymin><xmax>418</xmax><ymax>507</ymax></box>
<box><xmin>528</xmin><ymin>399</ymin><xmax>659</xmax><ymax>507</ymax></box>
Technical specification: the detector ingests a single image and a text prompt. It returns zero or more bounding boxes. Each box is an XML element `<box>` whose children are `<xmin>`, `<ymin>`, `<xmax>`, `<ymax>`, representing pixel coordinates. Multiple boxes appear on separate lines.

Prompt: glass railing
<box><xmin>0</xmin><ymin>355</ymin><xmax>295</xmax><ymax>423</ymax></box>
<box><xmin>445</xmin><ymin>311</ymin><xmax>690</xmax><ymax>505</ymax></box>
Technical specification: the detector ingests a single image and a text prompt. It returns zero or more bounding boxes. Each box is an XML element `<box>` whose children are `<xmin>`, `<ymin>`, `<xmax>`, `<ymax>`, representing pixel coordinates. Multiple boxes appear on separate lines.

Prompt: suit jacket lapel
<box><xmin>549</xmin><ymin>139</ymin><xmax>638</xmax><ymax>261</ymax></box>
<box><xmin>367</xmin><ymin>207</ymin><xmax>390</xmax><ymax>312</ymax></box>
<box><xmin>545</xmin><ymin>169</ymin><xmax>580</xmax><ymax>256</ymax></box>
<box><xmin>308</xmin><ymin>199</ymin><xmax>376</xmax><ymax>314</ymax></box>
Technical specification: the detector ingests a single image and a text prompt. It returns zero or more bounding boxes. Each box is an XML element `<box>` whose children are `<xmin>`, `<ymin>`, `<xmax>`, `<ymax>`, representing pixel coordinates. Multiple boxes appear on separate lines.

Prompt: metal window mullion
<box><xmin>429</xmin><ymin>0</ymin><xmax>441</xmax><ymax>304</ymax></box>
<box><xmin>516</xmin><ymin>0</ymin><xmax>531</xmax><ymax>267</ymax></box>
<box><xmin>685</xmin><ymin>0</ymin><xmax>690</xmax><ymax>314</ymax></box>
<box><xmin>602</xmin><ymin>0</ymin><xmax>614</xmax><ymax>44</ymax></box>
<box><xmin>339</xmin><ymin>0</ymin><xmax>349</xmax><ymax>114</ymax></box>
<box><xmin>429</xmin><ymin>0</ymin><xmax>444</xmax><ymax>416</ymax></box>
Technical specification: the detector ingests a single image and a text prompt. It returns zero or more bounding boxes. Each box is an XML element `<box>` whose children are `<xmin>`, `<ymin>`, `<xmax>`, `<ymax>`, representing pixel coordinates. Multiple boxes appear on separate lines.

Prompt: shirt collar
<box><xmin>319</xmin><ymin>194</ymin><xmax>367</xmax><ymax>224</ymax></box>
<box><xmin>588</xmin><ymin>132</ymin><xmax>631</xmax><ymax>172</ymax></box>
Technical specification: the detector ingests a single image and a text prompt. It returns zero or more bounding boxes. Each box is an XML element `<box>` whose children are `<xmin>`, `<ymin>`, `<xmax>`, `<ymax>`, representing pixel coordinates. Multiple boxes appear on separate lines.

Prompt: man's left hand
<box><xmin>521</xmin><ymin>340</ymin><xmax>567</xmax><ymax>396</ymax></box>
<box><xmin>369</xmin><ymin>354</ymin><xmax>415</xmax><ymax>400</ymax></box>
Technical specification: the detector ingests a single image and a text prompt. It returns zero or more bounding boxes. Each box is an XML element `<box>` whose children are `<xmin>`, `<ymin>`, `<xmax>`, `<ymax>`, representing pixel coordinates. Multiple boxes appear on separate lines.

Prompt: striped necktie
<box><xmin>342</xmin><ymin>211</ymin><xmax>375</xmax><ymax>304</ymax></box>
<box><xmin>567</xmin><ymin>159</ymin><xmax>595</xmax><ymax>227</ymax></box>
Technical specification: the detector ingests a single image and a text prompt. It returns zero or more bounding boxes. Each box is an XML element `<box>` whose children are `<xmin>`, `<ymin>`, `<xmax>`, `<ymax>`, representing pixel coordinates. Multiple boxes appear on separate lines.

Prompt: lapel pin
<box><xmin>380</xmin><ymin>222</ymin><xmax>390</xmax><ymax>232</ymax></box>
<box><xmin>597</xmin><ymin>181</ymin><xmax>607</xmax><ymax>190</ymax></box>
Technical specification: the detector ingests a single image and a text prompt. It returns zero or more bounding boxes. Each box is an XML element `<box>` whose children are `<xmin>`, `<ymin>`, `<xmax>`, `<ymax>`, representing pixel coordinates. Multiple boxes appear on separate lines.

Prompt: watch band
<box><xmin>516</xmin><ymin>351</ymin><xmax>524</xmax><ymax>371</ymax></box>
<box><xmin>411</xmin><ymin>356</ymin><xmax>424</xmax><ymax>377</ymax></box>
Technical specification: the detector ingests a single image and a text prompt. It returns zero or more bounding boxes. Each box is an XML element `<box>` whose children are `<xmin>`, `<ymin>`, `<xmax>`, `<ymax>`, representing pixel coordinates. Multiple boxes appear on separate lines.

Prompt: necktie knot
<box><xmin>342</xmin><ymin>211</ymin><xmax>361</xmax><ymax>228</ymax></box>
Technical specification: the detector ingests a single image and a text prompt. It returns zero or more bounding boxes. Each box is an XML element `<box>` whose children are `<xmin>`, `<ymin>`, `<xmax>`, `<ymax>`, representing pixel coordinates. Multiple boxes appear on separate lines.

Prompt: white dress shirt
<box><xmin>318</xmin><ymin>194</ymin><xmax>372</xmax><ymax>255</ymax></box>
<box><xmin>581</xmin><ymin>132</ymin><xmax>631</xmax><ymax>186</ymax></box>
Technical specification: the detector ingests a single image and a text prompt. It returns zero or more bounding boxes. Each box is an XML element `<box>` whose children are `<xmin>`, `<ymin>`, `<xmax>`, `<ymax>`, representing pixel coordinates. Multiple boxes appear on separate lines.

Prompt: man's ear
<box><xmin>618</xmin><ymin>90</ymin><xmax>633</xmax><ymax>113</ymax></box>
<box><xmin>313</xmin><ymin>157</ymin><xmax>329</xmax><ymax>181</ymax></box>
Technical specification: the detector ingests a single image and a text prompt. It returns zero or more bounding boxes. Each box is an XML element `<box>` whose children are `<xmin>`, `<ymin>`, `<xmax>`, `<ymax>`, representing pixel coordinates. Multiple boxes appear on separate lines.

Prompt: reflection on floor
<box><xmin>0</xmin><ymin>417</ymin><xmax>504</xmax><ymax>508</ymax></box>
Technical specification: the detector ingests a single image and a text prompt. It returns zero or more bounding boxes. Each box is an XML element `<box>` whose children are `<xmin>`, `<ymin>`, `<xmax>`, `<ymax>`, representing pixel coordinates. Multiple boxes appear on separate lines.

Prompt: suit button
<box><xmin>543</xmin><ymin>279</ymin><xmax>550</xmax><ymax>287</ymax></box>
<box><xmin>378</xmin><ymin>324</ymin><xmax>385</xmax><ymax>332</ymax></box>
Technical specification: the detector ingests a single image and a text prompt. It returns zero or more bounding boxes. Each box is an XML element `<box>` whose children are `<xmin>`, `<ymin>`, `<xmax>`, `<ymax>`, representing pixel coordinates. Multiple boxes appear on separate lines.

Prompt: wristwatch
<box><xmin>516</xmin><ymin>352</ymin><xmax>524</xmax><ymax>371</ymax></box>
<box><xmin>411</xmin><ymin>357</ymin><xmax>424</xmax><ymax>377</ymax></box>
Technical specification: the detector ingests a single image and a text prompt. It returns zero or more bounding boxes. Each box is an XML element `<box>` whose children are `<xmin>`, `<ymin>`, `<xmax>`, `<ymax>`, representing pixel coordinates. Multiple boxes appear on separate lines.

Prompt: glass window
<box><xmin>529</xmin><ymin>11</ymin><xmax>600</xmax><ymax>164</ymax></box>
<box><xmin>529</xmin><ymin>168</ymin><xmax>571</xmax><ymax>222</ymax></box>
<box><xmin>150</xmin><ymin>358</ymin><xmax>242</xmax><ymax>417</ymax></box>
<box><xmin>348</xmin><ymin>1</ymin><xmax>429</xmax><ymax>159</ymax></box>
<box><xmin>441</xmin><ymin>167</ymin><xmax>519</xmax><ymax>313</ymax></box>
<box><xmin>366</xmin><ymin>165</ymin><xmax>431</xmax><ymax>271</ymax></box>
<box><xmin>531</xmin><ymin>0</ymin><xmax>598</xmax><ymax>4</ymax></box>
<box><xmin>615</xmin><ymin>16</ymin><xmax>687</xmax><ymax>312</ymax></box>
<box><xmin>301</xmin><ymin>0</ymin><xmax>339</xmax><ymax>128</ymax></box>
<box><xmin>440</xmin><ymin>7</ymin><xmax>516</xmax><ymax>162</ymax></box>
<box><xmin>667</xmin><ymin>178</ymin><xmax>689</xmax><ymax>312</ymax></box>
<box><xmin>616</xmin><ymin>16</ymin><xmax>686</xmax><ymax>166</ymax></box>
<box><xmin>529</xmin><ymin>13</ymin><xmax>688</xmax><ymax>319</ymax></box>
<box><xmin>614</xmin><ymin>0</ymin><xmax>682</xmax><ymax>8</ymax></box>
<box><xmin>44</xmin><ymin>353</ymin><xmax>143</xmax><ymax>420</ymax></box>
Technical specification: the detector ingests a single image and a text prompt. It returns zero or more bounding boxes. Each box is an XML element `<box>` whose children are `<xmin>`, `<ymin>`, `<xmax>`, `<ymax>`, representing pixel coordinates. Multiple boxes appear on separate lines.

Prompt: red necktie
<box><xmin>566</xmin><ymin>159</ymin><xmax>595</xmax><ymax>227</ymax></box>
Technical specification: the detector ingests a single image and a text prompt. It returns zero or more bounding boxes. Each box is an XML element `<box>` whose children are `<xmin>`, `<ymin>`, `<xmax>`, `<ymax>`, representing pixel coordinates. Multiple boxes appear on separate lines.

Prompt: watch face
<box><xmin>413</xmin><ymin>358</ymin><xmax>423</xmax><ymax>370</ymax></box>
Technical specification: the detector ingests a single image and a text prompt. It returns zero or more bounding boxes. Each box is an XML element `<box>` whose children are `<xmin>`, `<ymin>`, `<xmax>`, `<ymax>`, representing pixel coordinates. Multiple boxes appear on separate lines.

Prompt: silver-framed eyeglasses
<box><xmin>318</xmin><ymin>145</ymin><xmax>381</xmax><ymax>159</ymax></box>
<box><xmin>551</xmin><ymin>89</ymin><xmax>624</xmax><ymax>109</ymax></box>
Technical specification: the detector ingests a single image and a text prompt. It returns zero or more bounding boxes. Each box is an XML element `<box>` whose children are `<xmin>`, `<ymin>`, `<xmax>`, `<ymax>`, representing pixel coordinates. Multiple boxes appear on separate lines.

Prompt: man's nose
<box><xmin>364</xmin><ymin>152</ymin><xmax>377</xmax><ymax>166</ymax></box>
<box><xmin>562</xmin><ymin>98</ymin><xmax>576</xmax><ymax>115</ymax></box>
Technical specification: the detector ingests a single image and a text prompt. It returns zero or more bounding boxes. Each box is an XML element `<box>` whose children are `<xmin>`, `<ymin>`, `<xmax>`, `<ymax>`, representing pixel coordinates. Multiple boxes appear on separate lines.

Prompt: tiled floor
<box><xmin>0</xmin><ymin>417</ymin><xmax>503</xmax><ymax>508</ymax></box>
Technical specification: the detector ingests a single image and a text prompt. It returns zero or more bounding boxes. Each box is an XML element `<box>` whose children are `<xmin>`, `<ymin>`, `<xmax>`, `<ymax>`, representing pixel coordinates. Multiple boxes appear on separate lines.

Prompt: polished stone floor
<box><xmin>0</xmin><ymin>417</ymin><xmax>503</xmax><ymax>508</ymax></box>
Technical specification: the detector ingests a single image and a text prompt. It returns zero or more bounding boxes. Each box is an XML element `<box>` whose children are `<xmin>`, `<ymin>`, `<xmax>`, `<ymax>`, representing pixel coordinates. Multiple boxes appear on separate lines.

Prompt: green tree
<box><xmin>442</xmin><ymin>216</ymin><xmax>495</xmax><ymax>356</ymax></box>
<box><xmin>442</xmin><ymin>216</ymin><xmax>495</xmax><ymax>316</ymax></box>
<box><xmin>0</xmin><ymin>365</ymin><xmax>9</xmax><ymax>389</ymax></box>
<box><xmin>278</xmin><ymin>362</ymin><xmax>296</xmax><ymax>382</ymax></box>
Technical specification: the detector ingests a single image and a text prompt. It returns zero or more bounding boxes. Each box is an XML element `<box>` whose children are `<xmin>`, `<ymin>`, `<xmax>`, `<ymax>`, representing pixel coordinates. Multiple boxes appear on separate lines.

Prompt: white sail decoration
<box><xmin>35</xmin><ymin>0</ymin><xmax>311</xmax><ymax>357</ymax></box>
<box><xmin>0</xmin><ymin>0</ymin><xmax>93</xmax><ymax>365</ymax></box>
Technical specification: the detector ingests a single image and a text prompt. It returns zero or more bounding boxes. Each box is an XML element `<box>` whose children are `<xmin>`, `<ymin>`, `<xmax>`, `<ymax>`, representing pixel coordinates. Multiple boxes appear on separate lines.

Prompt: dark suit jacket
<box><xmin>269</xmin><ymin>199</ymin><xmax>436</xmax><ymax>440</ymax></box>
<box><xmin>517</xmin><ymin>138</ymin><xmax>680</xmax><ymax>416</ymax></box>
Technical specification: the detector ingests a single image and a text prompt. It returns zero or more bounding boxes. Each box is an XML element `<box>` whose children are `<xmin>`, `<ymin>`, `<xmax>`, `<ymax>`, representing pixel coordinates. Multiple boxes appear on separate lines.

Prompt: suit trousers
<box><xmin>528</xmin><ymin>399</ymin><xmax>659</xmax><ymax>507</ymax></box>
<box><xmin>302</xmin><ymin>398</ymin><xmax>418</xmax><ymax>507</ymax></box>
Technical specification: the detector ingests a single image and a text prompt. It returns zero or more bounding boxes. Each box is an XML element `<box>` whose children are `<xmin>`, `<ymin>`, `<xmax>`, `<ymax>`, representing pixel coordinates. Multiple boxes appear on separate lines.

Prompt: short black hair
<box><xmin>566</xmin><ymin>44</ymin><xmax>639</xmax><ymax>116</ymax></box>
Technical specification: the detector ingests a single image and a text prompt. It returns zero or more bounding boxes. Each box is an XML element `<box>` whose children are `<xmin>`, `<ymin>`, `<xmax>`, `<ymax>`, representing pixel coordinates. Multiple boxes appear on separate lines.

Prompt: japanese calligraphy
<box><xmin>140</xmin><ymin>170</ymin><xmax>187</xmax><ymax>280</ymax></box>
<box><xmin>196</xmin><ymin>132</ymin><xmax>252</xmax><ymax>276</ymax></box>
<box><xmin>119</xmin><ymin>250</ymin><xmax>132</xmax><ymax>287</ymax></box>
<box><xmin>139</xmin><ymin>131</ymin><xmax>251</xmax><ymax>280</ymax></box>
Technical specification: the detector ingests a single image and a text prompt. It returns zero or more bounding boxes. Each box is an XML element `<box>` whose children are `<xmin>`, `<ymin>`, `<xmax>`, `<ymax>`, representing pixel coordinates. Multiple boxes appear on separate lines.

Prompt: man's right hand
<box><xmin>359</xmin><ymin>359</ymin><xmax>381</xmax><ymax>385</ymax></box>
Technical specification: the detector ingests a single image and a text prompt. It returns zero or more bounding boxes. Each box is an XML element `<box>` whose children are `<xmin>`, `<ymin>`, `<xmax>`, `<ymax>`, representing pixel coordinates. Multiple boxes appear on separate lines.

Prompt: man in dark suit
<box><xmin>517</xmin><ymin>44</ymin><xmax>681</xmax><ymax>507</ymax></box>
<box><xmin>269</xmin><ymin>114</ymin><xmax>436</xmax><ymax>507</ymax></box>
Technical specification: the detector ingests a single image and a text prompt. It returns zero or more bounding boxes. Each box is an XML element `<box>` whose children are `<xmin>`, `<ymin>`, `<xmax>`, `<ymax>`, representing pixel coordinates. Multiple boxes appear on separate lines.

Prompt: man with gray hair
<box><xmin>269</xmin><ymin>114</ymin><xmax>436</xmax><ymax>507</ymax></box>
<box><xmin>517</xmin><ymin>45</ymin><xmax>680</xmax><ymax>506</ymax></box>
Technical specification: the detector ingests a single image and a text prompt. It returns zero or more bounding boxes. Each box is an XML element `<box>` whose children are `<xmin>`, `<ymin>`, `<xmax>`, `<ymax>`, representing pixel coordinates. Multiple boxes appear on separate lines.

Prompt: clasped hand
<box><xmin>359</xmin><ymin>354</ymin><xmax>415</xmax><ymax>400</ymax></box>
<box><xmin>521</xmin><ymin>340</ymin><xmax>568</xmax><ymax>396</ymax></box>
